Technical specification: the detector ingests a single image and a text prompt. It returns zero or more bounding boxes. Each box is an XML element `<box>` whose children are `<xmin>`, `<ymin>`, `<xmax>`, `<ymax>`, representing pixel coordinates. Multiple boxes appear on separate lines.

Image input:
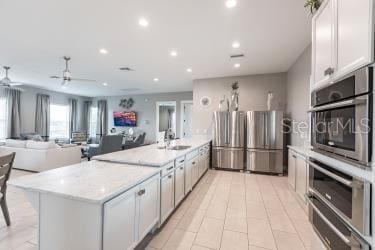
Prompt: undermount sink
<box><xmin>167</xmin><ymin>145</ymin><xmax>192</xmax><ymax>150</ymax></box>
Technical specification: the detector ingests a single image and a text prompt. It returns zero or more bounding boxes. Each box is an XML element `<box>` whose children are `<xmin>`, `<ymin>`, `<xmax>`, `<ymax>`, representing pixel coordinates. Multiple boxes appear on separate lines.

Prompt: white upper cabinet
<box><xmin>312</xmin><ymin>0</ymin><xmax>335</xmax><ymax>88</ymax></box>
<box><xmin>336</xmin><ymin>0</ymin><xmax>374</xmax><ymax>78</ymax></box>
<box><xmin>312</xmin><ymin>0</ymin><xmax>374</xmax><ymax>89</ymax></box>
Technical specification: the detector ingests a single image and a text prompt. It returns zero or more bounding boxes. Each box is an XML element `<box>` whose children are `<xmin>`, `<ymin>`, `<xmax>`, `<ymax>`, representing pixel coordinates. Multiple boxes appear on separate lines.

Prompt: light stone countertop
<box><xmin>93</xmin><ymin>136</ymin><xmax>212</xmax><ymax>167</ymax></box>
<box><xmin>8</xmin><ymin>160</ymin><xmax>160</xmax><ymax>204</ymax></box>
<box><xmin>288</xmin><ymin>145</ymin><xmax>373</xmax><ymax>182</ymax></box>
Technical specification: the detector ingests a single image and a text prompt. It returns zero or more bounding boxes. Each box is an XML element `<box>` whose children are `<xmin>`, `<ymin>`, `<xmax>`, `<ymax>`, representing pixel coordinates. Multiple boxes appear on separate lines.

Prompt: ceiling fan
<box><xmin>50</xmin><ymin>56</ymin><xmax>96</xmax><ymax>86</ymax></box>
<box><xmin>0</xmin><ymin>66</ymin><xmax>25</xmax><ymax>87</ymax></box>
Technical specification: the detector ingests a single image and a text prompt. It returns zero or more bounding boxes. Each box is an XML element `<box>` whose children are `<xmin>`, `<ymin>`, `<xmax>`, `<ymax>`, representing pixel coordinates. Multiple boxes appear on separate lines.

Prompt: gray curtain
<box><xmin>69</xmin><ymin>98</ymin><xmax>78</xmax><ymax>137</ymax></box>
<box><xmin>83</xmin><ymin>100</ymin><xmax>92</xmax><ymax>133</ymax></box>
<box><xmin>35</xmin><ymin>94</ymin><xmax>50</xmax><ymax>140</ymax></box>
<box><xmin>5</xmin><ymin>88</ymin><xmax>21</xmax><ymax>139</ymax></box>
<box><xmin>96</xmin><ymin>100</ymin><xmax>107</xmax><ymax>137</ymax></box>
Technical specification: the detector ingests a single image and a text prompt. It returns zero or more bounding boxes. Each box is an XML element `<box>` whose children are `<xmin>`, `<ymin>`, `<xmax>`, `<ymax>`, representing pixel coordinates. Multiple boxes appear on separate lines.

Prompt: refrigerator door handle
<box><xmin>224</xmin><ymin>112</ymin><xmax>229</xmax><ymax>145</ymax></box>
<box><xmin>264</xmin><ymin>113</ymin><xmax>268</xmax><ymax>148</ymax></box>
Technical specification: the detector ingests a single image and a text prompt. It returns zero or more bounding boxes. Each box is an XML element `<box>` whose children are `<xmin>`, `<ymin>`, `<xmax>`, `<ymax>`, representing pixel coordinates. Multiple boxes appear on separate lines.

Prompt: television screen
<box><xmin>113</xmin><ymin>111</ymin><xmax>137</xmax><ymax>127</ymax></box>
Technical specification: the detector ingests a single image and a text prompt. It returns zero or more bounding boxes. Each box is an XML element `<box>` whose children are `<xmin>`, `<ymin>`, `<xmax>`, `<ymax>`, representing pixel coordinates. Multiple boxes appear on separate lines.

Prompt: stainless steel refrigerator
<box><xmin>212</xmin><ymin>111</ymin><xmax>245</xmax><ymax>170</ymax></box>
<box><xmin>246</xmin><ymin>111</ymin><xmax>284</xmax><ymax>174</ymax></box>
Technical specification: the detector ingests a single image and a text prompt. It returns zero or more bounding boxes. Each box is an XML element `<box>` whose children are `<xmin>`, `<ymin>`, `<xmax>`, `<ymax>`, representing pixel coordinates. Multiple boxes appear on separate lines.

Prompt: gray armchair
<box><xmin>87</xmin><ymin>135</ymin><xmax>123</xmax><ymax>160</ymax></box>
<box><xmin>122</xmin><ymin>132</ymin><xmax>146</xmax><ymax>150</ymax></box>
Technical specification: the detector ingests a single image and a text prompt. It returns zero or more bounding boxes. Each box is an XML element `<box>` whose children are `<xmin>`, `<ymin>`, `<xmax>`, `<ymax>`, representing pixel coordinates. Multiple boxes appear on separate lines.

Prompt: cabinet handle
<box><xmin>180</xmin><ymin>167</ymin><xmax>184</xmax><ymax>170</ymax></box>
<box><xmin>324</xmin><ymin>67</ymin><xmax>334</xmax><ymax>76</ymax></box>
<box><xmin>179</xmin><ymin>160</ymin><xmax>185</xmax><ymax>163</ymax></box>
<box><xmin>166</xmin><ymin>166</ymin><xmax>174</xmax><ymax>171</ymax></box>
<box><xmin>292</xmin><ymin>155</ymin><xmax>297</xmax><ymax>159</ymax></box>
<box><xmin>192</xmin><ymin>161</ymin><xmax>196</xmax><ymax>165</ymax></box>
<box><xmin>168</xmin><ymin>175</ymin><xmax>172</xmax><ymax>179</ymax></box>
<box><xmin>138</xmin><ymin>189</ymin><xmax>146</xmax><ymax>196</ymax></box>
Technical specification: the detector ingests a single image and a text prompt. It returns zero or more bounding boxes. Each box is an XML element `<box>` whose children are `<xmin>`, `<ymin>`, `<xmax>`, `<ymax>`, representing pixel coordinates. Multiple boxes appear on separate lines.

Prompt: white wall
<box><xmin>0</xmin><ymin>85</ymin><xmax>89</xmax><ymax>134</ymax></box>
<box><xmin>192</xmin><ymin>73</ymin><xmax>287</xmax><ymax>135</ymax></box>
<box><xmin>92</xmin><ymin>92</ymin><xmax>193</xmax><ymax>142</ymax></box>
<box><xmin>285</xmin><ymin>45</ymin><xmax>311</xmax><ymax>147</ymax></box>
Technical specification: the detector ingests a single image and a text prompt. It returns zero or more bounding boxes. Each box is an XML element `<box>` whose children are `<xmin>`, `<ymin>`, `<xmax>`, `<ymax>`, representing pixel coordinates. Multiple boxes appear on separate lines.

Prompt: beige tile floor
<box><xmin>0</xmin><ymin>169</ymin><xmax>326</xmax><ymax>250</ymax></box>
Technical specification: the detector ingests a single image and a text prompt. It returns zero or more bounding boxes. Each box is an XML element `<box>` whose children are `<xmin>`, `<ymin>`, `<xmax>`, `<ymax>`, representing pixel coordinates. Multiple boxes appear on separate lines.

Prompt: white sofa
<box><xmin>0</xmin><ymin>140</ymin><xmax>82</xmax><ymax>172</ymax></box>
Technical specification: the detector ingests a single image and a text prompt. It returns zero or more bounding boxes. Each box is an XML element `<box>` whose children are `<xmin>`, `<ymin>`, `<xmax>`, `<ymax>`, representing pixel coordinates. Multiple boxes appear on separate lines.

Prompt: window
<box><xmin>0</xmin><ymin>98</ymin><xmax>7</xmax><ymax>140</ymax></box>
<box><xmin>89</xmin><ymin>107</ymin><xmax>98</xmax><ymax>137</ymax></box>
<box><xmin>50</xmin><ymin>104</ymin><xmax>70</xmax><ymax>139</ymax></box>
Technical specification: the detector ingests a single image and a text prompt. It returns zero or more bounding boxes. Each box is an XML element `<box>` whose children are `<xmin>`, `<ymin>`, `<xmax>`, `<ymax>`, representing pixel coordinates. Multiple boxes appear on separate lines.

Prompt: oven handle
<box><xmin>306</xmin><ymin>195</ymin><xmax>353</xmax><ymax>246</ymax></box>
<box><xmin>306</xmin><ymin>159</ymin><xmax>354</xmax><ymax>187</ymax></box>
<box><xmin>308</xmin><ymin>98</ymin><xmax>366</xmax><ymax>113</ymax></box>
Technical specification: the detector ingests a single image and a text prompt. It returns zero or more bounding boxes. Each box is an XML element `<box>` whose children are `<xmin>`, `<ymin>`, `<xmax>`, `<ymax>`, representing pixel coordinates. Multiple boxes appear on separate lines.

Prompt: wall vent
<box><xmin>118</xmin><ymin>67</ymin><xmax>134</xmax><ymax>71</ymax></box>
<box><xmin>230</xmin><ymin>54</ymin><xmax>245</xmax><ymax>58</ymax></box>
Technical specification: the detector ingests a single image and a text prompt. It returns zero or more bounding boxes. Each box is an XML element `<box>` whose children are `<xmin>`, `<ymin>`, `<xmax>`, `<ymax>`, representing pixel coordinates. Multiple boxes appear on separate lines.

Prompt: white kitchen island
<box><xmin>9</xmin><ymin>137</ymin><xmax>212</xmax><ymax>250</ymax></box>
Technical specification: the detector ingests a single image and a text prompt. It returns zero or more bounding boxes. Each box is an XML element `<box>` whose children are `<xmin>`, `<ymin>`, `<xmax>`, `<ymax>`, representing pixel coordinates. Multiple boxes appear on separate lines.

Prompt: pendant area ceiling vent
<box><xmin>118</xmin><ymin>67</ymin><xmax>134</xmax><ymax>71</ymax></box>
<box><xmin>230</xmin><ymin>53</ymin><xmax>245</xmax><ymax>58</ymax></box>
<box><xmin>121</xmin><ymin>88</ymin><xmax>141</xmax><ymax>92</ymax></box>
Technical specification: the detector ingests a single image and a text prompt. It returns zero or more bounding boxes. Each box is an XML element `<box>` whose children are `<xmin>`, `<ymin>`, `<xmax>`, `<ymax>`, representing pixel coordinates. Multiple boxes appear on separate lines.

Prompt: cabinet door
<box><xmin>191</xmin><ymin>157</ymin><xmax>199</xmax><ymax>186</ymax></box>
<box><xmin>312</xmin><ymin>0</ymin><xmax>335</xmax><ymax>87</ymax></box>
<box><xmin>288</xmin><ymin>152</ymin><xmax>296</xmax><ymax>189</ymax></box>
<box><xmin>138</xmin><ymin>175</ymin><xmax>160</xmax><ymax>240</ymax></box>
<box><xmin>175</xmin><ymin>164</ymin><xmax>185</xmax><ymax>205</ymax></box>
<box><xmin>103</xmin><ymin>187</ymin><xmax>137</xmax><ymax>250</ymax></box>
<box><xmin>185</xmin><ymin>160</ymin><xmax>192</xmax><ymax>193</ymax></box>
<box><xmin>295</xmin><ymin>157</ymin><xmax>308</xmax><ymax>203</ymax></box>
<box><xmin>161</xmin><ymin>172</ymin><xmax>175</xmax><ymax>223</ymax></box>
<box><xmin>336</xmin><ymin>0</ymin><xmax>373</xmax><ymax>77</ymax></box>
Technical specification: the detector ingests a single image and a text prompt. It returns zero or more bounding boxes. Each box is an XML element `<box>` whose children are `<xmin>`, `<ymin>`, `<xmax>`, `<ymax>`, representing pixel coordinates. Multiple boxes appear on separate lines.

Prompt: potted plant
<box><xmin>304</xmin><ymin>0</ymin><xmax>321</xmax><ymax>14</ymax></box>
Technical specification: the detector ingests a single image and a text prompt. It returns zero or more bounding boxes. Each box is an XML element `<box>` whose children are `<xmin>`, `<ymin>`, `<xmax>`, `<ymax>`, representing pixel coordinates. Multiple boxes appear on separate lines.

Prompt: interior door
<box><xmin>336</xmin><ymin>0</ymin><xmax>373</xmax><ymax>78</ymax></box>
<box><xmin>246</xmin><ymin>111</ymin><xmax>265</xmax><ymax>149</ymax></box>
<box><xmin>182</xmin><ymin>102</ymin><xmax>193</xmax><ymax>138</ymax></box>
<box><xmin>312</xmin><ymin>0</ymin><xmax>335</xmax><ymax>87</ymax></box>
<box><xmin>212</xmin><ymin>111</ymin><xmax>228</xmax><ymax>147</ymax></box>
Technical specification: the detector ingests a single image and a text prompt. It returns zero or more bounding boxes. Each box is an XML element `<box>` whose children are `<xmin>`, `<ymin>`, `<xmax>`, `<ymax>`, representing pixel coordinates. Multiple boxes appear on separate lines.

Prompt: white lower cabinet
<box><xmin>295</xmin><ymin>156</ymin><xmax>308</xmax><ymax>204</ymax></box>
<box><xmin>185</xmin><ymin>159</ymin><xmax>193</xmax><ymax>193</ymax></box>
<box><xmin>103</xmin><ymin>186</ymin><xmax>138</xmax><ymax>250</ymax></box>
<box><xmin>191</xmin><ymin>157</ymin><xmax>199</xmax><ymax>186</ymax></box>
<box><xmin>175</xmin><ymin>162</ymin><xmax>185</xmax><ymax>206</ymax></box>
<box><xmin>161</xmin><ymin>171</ymin><xmax>175</xmax><ymax>224</ymax></box>
<box><xmin>103</xmin><ymin>174</ymin><xmax>160</xmax><ymax>250</ymax></box>
<box><xmin>288</xmin><ymin>151</ymin><xmax>297</xmax><ymax>189</ymax></box>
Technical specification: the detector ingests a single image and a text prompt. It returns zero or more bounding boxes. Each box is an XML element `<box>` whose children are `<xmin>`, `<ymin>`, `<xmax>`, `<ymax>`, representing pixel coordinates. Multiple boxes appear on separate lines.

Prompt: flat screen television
<box><xmin>113</xmin><ymin>111</ymin><xmax>137</xmax><ymax>127</ymax></box>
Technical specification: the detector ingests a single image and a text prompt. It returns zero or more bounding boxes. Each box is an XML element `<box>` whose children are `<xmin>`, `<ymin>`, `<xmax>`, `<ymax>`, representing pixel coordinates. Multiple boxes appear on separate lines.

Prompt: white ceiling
<box><xmin>0</xmin><ymin>0</ymin><xmax>311</xmax><ymax>97</ymax></box>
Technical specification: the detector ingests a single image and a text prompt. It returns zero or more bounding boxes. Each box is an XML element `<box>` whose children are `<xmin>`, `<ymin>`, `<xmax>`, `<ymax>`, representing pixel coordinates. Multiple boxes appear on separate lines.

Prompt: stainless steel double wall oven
<box><xmin>310</xmin><ymin>66</ymin><xmax>373</xmax><ymax>167</ymax></box>
<box><xmin>308</xmin><ymin>66</ymin><xmax>373</xmax><ymax>249</ymax></box>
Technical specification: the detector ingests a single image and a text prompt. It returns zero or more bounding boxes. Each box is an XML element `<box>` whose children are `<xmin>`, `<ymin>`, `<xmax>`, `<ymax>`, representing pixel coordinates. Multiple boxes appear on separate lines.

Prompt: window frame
<box><xmin>49</xmin><ymin>103</ymin><xmax>70</xmax><ymax>139</ymax></box>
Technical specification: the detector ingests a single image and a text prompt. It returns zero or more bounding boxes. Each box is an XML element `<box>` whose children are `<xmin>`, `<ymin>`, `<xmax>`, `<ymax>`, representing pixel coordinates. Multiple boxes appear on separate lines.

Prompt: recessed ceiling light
<box><xmin>102</xmin><ymin>82</ymin><xmax>108</xmax><ymax>86</ymax></box>
<box><xmin>170</xmin><ymin>50</ymin><xmax>178</xmax><ymax>57</ymax></box>
<box><xmin>99</xmin><ymin>48</ymin><xmax>108</xmax><ymax>54</ymax></box>
<box><xmin>186</xmin><ymin>68</ymin><xmax>192</xmax><ymax>73</ymax></box>
<box><xmin>139</xmin><ymin>18</ymin><xmax>149</xmax><ymax>27</ymax></box>
<box><xmin>226</xmin><ymin>0</ymin><xmax>237</xmax><ymax>8</ymax></box>
<box><xmin>234</xmin><ymin>63</ymin><xmax>241</xmax><ymax>68</ymax></box>
<box><xmin>153</xmin><ymin>78</ymin><xmax>159</xmax><ymax>82</ymax></box>
<box><xmin>232</xmin><ymin>42</ymin><xmax>240</xmax><ymax>48</ymax></box>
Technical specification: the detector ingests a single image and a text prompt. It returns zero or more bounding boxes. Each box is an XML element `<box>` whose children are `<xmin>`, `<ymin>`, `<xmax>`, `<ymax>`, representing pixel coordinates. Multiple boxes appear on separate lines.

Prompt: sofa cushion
<box><xmin>26</xmin><ymin>140</ymin><xmax>57</xmax><ymax>150</ymax></box>
<box><xmin>5</xmin><ymin>139</ymin><xmax>27</xmax><ymax>148</ymax></box>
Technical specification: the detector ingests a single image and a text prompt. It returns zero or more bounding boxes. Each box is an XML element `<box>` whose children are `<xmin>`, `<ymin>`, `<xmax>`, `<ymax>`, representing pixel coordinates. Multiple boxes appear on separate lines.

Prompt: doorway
<box><xmin>180</xmin><ymin>100</ymin><xmax>193</xmax><ymax>138</ymax></box>
<box><xmin>156</xmin><ymin>101</ymin><xmax>177</xmax><ymax>142</ymax></box>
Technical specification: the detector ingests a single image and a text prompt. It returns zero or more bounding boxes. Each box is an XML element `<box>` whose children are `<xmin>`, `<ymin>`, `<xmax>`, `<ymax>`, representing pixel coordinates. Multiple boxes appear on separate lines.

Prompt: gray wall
<box><xmin>0</xmin><ymin>85</ymin><xmax>89</xmax><ymax>134</ymax></box>
<box><xmin>192</xmin><ymin>73</ymin><xmax>287</xmax><ymax>135</ymax></box>
<box><xmin>92</xmin><ymin>92</ymin><xmax>193</xmax><ymax>142</ymax></box>
<box><xmin>285</xmin><ymin>45</ymin><xmax>311</xmax><ymax>147</ymax></box>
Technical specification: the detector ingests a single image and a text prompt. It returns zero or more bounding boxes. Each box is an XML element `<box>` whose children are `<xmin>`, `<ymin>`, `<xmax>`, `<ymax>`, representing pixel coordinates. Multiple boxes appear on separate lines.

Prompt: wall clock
<box><xmin>200</xmin><ymin>96</ymin><xmax>211</xmax><ymax>108</ymax></box>
<box><xmin>119</xmin><ymin>98</ymin><xmax>134</xmax><ymax>109</ymax></box>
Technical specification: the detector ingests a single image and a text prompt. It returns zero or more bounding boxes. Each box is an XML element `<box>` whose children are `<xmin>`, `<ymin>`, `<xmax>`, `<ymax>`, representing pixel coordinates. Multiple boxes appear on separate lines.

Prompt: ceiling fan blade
<box><xmin>70</xmin><ymin>78</ymin><xmax>97</xmax><ymax>82</ymax></box>
<box><xmin>9</xmin><ymin>83</ymin><xmax>24</xmax><ymax>86</ymax></box>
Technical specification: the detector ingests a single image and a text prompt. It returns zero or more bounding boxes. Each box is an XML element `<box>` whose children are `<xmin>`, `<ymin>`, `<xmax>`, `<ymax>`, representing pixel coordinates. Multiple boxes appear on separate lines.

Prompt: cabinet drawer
<box><xmin>175</xmin><ymin>156</ymin><xmax>186</xmax><ymax>165</ymax></box>
<box><xmin>161</xmin><ymin>161</ymin><xmax>175</xmax><ymax>177</ymax></box>
<box><xmin>186</xmin><ymin>149</ymin><xmax>199</xmax><ymax>161</ymax></box>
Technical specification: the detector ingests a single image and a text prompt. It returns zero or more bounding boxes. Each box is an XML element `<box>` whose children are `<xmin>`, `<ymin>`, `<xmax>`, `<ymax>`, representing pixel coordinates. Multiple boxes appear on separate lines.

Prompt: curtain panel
<box><xmin>83</xmin><ymin>100</ymin><xmax>92</xmax><ymax>133</ymax></box>
<box><xmin>35</xmin><ymin>94</ymin><xmax>50</xmax><ymax>140</ymax></box>
<box><xmin>69</xmin><ymin>98</ymin><xmax>78</xmax><ymax>137</ymax></box>
<box><xmin>5</xmin><ymin>88</ymin><xmax>21</xmax><ymax>139</ymax></box>
<box><xmin>96</xmin><ymin>100</ymin><xmax>107</xmax><ymax>138</ymax></box>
